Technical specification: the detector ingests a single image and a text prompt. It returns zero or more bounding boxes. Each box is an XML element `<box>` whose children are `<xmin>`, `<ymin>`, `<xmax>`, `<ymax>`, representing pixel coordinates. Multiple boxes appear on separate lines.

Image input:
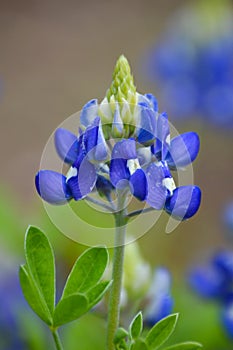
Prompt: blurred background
<box><xmin>1</xmin><ymin>0</ymin><xmax>233</xmax><ymax>348</ymax></box>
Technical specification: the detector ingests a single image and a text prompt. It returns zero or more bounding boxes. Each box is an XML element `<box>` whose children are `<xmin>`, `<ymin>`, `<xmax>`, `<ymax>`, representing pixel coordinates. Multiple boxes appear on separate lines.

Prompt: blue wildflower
<box><xmin>144</xmin><ymin>0</ymin><xmax>233</xmax><ymax>128</ymax></box>
<box><xmin>36</xmin><ymin>56</ymin><xmax>201</xmax><ymax>221</ymax></box>
<box><xmin>188</xmin><ymin>251</ymin><xmax>233</xmax><ymax>301</ymax></box>
<box><xmin>144</xmin><ymin>267</ymin><xmax>173</xmax><ymax>327</ymax></box>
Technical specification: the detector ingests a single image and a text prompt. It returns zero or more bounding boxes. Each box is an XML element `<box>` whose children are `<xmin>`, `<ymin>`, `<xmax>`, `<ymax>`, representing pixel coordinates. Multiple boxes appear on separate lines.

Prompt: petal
<box><xmin>153</xmin><ymin>112</ymin><xmax>170</xmax><ymax>159</ymax></box>
<box><xmin>112</xmin><ymin>102</ymin><xmax>123</xmax><ymax>136</ymax></box>
<box><xmin>144</xmin><ymin>93</ymin><xmax>158</xmax><ymax>112</ymax></box>
<box><xmin>188</xmin><ymin>266</ymin><xmax>226</xmax><ymax>298</ymax></box>
<box><xmin>96</xmin><ymin>175</ymin><xmax>115</xmax><ymax>199</ymax></box>
<box><xmin>35</xmin><ymin>170</ymin><xmax>72</xmax><ymax>204</ymax></box>
<box><xmin>54</xmin><ymin>128</ymin><xmax>79</xmax><ymax>164</ymax></box>
<box><xmin>166</xmin><ymin>132</ymin><xmax>200</xmax><ymax>168</ymax></box>
<box><xmin>165</xmin><ymin>185</ymin><xmax>201</xmax><ymax>220</ymax></box>
<box><xmin>67</xmin><ymin>159</ymin><xmax>97</xmax><ymax>200</ymax></box>
<box><xmin>136</xmin><ymin>106</ymin><xmax>156</xmax><ymax>144</ymax></box>
<box><xmin>84</xmin><ymin>117</ymin><xmax>108</xmax><ymax>162</ymax></box>
<box><xmin>213</xmin><ymin>251</ymin><xmax>233</xmax><ymax>279</ymax></box>
<box><xmin>112</xmin><ymin>139</ymin><xmax>137</xmax><ymax>160</ymax></box>
<box><xmin>145</xmin><ymin>163</ymin><xmax>167</xmax><ymax>210</ymax></box>
<box><xmin>144</xmin><ymin>294</ymin><xmax>173</xmax><ymax>327</ymax></box>
<box><xmin>80</xmin><ymin>99</ymin><xmax>98</xmax><ymax>127</ymax></box>
<box><xmin>129</xmin><ymin>168</ymin><xmax>148</xmax><ymax>201</ymax></box>
<box><xmin>110</xmin><ymin>159</ymin><xmax>130</xmax><ymax>189</ymax></box>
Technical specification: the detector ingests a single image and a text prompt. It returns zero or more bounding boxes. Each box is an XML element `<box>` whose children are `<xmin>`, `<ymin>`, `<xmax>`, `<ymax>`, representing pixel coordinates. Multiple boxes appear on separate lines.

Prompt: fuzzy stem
<box><xmin>106</xmin><ymin>194</ymin><xmax>127</xmax><ymax>350</ymax></box>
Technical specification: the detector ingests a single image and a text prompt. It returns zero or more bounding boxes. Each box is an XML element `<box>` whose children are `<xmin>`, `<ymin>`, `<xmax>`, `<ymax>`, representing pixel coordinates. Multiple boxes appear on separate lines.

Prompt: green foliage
<box><xmin>19</xmin><ymin>226</ymin><xmax>110</xmax><ymax>331</ymax></box>
<box><xmin>114</xmin><ymin>313</ymin><xmax>203</xmax><ymax>350</ymax></box>
<box><xmin>129</xmin><ymin>312</ymin><xmax>143</xmax><ymax>340</ymax></box>
<box><xmin>145</xmin><ymin>314</ymin><xmax>179</xmax><ymax>349</ymax></box>
<box><xmin>163</xmin><ymin>342</ymin><xmax>203</xmax><ymax>350</ymax></box>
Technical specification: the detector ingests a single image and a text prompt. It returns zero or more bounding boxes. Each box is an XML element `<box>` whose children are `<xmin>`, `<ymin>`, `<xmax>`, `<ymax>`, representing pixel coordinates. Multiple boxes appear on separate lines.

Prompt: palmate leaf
<box><xmin>62</xmin><ymin>246</ymin><xmax>109</xmax><ymax>298</ymax></box>
<box><xmin>53</xmin><ymin>293</ymin><xmax>88</xmax><ymax>327</ymax></box>
<box><xmin>163</xmin><ymin>342</ymin><xmax>203</xmax><ymax>350</ymax></box>
<box><xmin>86</xmin><ymin>280</ymin><xmax>112</xmax><ymax>308</ymax></box>
<box><xmin>145</xmin><ymin>314</ymin><xmax>179</xmax><ymax>350</ymax></box>
<box><xmin>25</xmin><ymin>226</ymin><xmax>55</xmax><ymax>315</ymax></box>
<box><xmin>19</xmin><ymin>265</ymin><xmax>53</xmax><ymax>325</ymax></box>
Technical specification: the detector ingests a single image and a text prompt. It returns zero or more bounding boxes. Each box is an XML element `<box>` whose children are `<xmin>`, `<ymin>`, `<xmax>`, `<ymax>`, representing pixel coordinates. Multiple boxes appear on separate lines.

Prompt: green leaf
<box><xmin>86</xmin><ymin>280</ymin><xmax>112</xmax><ymax>308</ymax></box>
<box><xmin>163</xmin><ymin>342</ymin><xmax>203</xmax><ymax>350</ymax></box>
<box><xmin>114</xmin><ymin>328</ymin><xmax>129</xmax><ymax>345</ymax></box>
<box><xmin>62</xmin><ymin>247</ymin><xmax>108</xmax><ymax>298</ymax></box>
<box><xmin>129</xmin><ymin>312</ymin><xmax>143</xmax><ymax>339</ymax></box>
<box><xmin>25</xmin><ymin>226</ymin><xmax>55</xmax><ymax>315</ymax></box>
<box><xmin>130</xmin><ymin>339</ymin><xmax>148</xmax><ymax>350</ymax></box>
<box><xmin>19</xmin><ymin>265</ymin><xmax>53</xmax><ymax>325</ymax></box>
<box><xmin>145</xmin><ymin>314</ymin><xmax>179</xmax><ymax>350</ymax></box>
<box><xmin>53</xmin><ymin>293</ymin><xmax>88</xmax><ymax>327</ymax></box>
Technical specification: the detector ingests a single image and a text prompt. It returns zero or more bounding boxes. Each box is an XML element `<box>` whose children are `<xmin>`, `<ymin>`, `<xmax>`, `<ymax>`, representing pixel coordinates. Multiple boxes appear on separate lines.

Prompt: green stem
<box><xmin>51</xmin><ymin>329</ymin><xmax>63</xmax><ymax>350</ymax></box>
<box><xmin>106</xmin><ymin>194</ymin><xmax>128</xmax><ymax>350</ymax></box>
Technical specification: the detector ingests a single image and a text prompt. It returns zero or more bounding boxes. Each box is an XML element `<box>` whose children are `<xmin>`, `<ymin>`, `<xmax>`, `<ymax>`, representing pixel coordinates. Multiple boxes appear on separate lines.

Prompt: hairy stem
<box><xmin>106</xmin><ymin>194</ymin><xmax>127</xmax><ymax>350</ymax></box>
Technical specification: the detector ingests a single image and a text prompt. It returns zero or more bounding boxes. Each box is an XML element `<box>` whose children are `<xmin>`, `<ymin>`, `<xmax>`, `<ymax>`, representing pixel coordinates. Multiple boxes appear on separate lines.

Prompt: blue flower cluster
<box><xmin>144</xmin><ymin>267</ymin><xmax>173</xmax><ymax>327</ymax></box>
<box><xmin>145</xmin><ymin>0</ymin><xmax>233</xmax><ymax>128</ymax></box>
<box><xmin>36</xmin><ymin>56</ymin><xmax>201</xmax><ymax>220</ymax></box>
<box><xmin>189</xmin><ymin>251</ymin><xmax>233</xmax><ymax>338</ymax></box>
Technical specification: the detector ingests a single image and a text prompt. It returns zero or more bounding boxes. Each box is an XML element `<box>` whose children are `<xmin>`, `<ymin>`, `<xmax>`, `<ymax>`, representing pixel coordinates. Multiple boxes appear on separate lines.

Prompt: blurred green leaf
<box><xmin>130</xmin><ymin>338</ymin><xmax>148</xmax><ymax>350</ymax></box>
<box><xmin>62</xmin><ymin>247</ymin><xmax>108</xmax><ymax>297</ymax></box>
<box><xmin>114</xmin><ymin>327</ymin><xmax>129</xmax><ymax>344</ymax></box>
<box><xmin>25</xmin><ymin>226</ymin><xmax>55</xmax><ymax>315</ymax></box>
<box><xmin>129</xmin><ymin>312</ymin><xmax>143</xmax><ymax>340</ymax></box>
<box><xmin>86</xmin><ymin>280</ymin><xmax>112</xmax><ymax>308</ymax></box>
<box><xmin>19</xmin><ymin>265</ymin><xmax>52</xmax><ymax>325</ymax></box>
<box><xmin>146</xmin><ymin>314</ymin><xmax>178</xmax><ymax>350</ymax></box>
<box><xmin>53</xmin><ymin>293</ymin><xmax>88</xmax><ymax>327</ymax></box>
<box><xmin>164</xmin><ymin>342</ymin><xmax>203</xmax><ymax>350</ymax></box>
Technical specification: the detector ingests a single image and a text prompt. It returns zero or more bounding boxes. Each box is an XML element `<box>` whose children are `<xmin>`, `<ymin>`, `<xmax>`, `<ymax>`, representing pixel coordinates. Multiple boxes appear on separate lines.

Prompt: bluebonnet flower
<box><xmin>189</xmin><ymin>250</ymin><xmax>233</xmax><ymax>338</ymax></box>
<box><xmin>145</xmin><ymin>0</ymin><xmax>233</xmax><ymax>128</ymax></box>
<box><xmin>144</xmin><ymin>267</ymin><xmax>173</xmax><ymax>327</ymax></box>
<box><xmin>36</xmin><ymin>55</ymin><xmax>201</xmax><ymax>221</ymax></box>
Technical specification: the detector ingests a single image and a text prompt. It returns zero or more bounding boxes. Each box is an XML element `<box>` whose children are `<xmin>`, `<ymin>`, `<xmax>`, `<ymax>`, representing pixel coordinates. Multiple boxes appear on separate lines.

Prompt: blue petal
<box><xmin>153</xmin><ymin>112</ymin><xmax>170</xmax><ymax>159</ymax></box>
<box><xmin>165</xmin><ymin>132</ymin><xmax>200</xmax><ymax>168</ymax></box>
<box><xmin>165</xmin><ymin>185</ymin><xmax>201</xmax><ymax>220</ymax></box>
<box><xmin>136</xmin><ymin>107</ymin><xmax>156</xmax><ymax>144</ymax></box>
<box><xmin>222</xmin><ymin>303</ymin><xmax>233</xmax><ymax>338</ymax></box>
<box><xmin>129</xmin><ymin>169</ymin><xmax>148</xmax><ymax>201</ymax></box>
<box><xmin>146</xmin><ymin>163</ymin><xmax>167</xmax><ymax>210</ymax></box>
<box><xmin>35</xmin><ymin>170</ymin><xmax>72</xmax><ymax>204</ymax></box>
<box><xmin>67</xmin><ymin>159</ymin><xmax>97</xmax><ymax>200</ymax></box>
<box><xmin>84</xmin><ymin>117</ymin><xmax>108</xmax><ymax>162</ymax></box>
<box><xmin>144</xmin><ymin>93</ymin><xmax>158</xmax><ymax>112</ymax></box>
<box><xmin>213</xmin><ymin>251</ymin><xmax>233</xmax><ymax>279</ymax></box>
<box><xmin>144</xmin><ymin>294</ymin><xmax>173</xmax><ymax>327</ymax></box>
<box><xmin>188</xmin><ymin>266</ymin><xmax>226</xmax><ymax>298</ymax></box>
<box><xmin>54</xmin><ymin>128</ymin><xmax>79</xmax><ymax>164</ymax></box>
<box><xmin>112</xmin><ymin>139</ymin><xmax>137</xmax><ymax>160</ymax></box>
<box><xmin>80</xmin><ymin>99</ymin><xmax>98</xmax><ymax>127</ymax></box>
<box><xmin>96</xmin><ymin>175</ymin><xmax>115</xmax><ymax>199</ymax></box>
<box><xmin>110</xmin><ymin>159</ymin><xmax>130</xmax><ymax>189</ymax></box>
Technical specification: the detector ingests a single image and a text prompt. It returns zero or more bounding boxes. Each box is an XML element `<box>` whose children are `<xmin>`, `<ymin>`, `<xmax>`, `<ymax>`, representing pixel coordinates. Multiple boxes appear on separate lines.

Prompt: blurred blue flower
<box><xmin>36</xmin><ymin>56</ymin><xmax>201</xmax><ymax>221</ymax></box>
<box><xmin>189</xmin><ymin>250</ymin><xmax>233</xmax><ymax>338</ymax></box>
<box><xmin>189</xmin><ymin>251</ymin><xmax>233</xmax><ymax>301</ymax></box>
<box><xmin>144</xmin><ymin>0</ymin><xmax>233</xmax><ymax>128</ymax></box>
<box><xmin>144</xmin><ymin>267</ymin><xmax>173</xmax><ymax>327</ymax></box>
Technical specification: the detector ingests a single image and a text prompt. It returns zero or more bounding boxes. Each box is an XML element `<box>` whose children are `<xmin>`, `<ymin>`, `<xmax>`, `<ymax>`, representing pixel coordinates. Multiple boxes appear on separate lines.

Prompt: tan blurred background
<box><xmin>1</xmin><ymin>0</ymin><xmax>233</xmax><ymax>272</ymax></box>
